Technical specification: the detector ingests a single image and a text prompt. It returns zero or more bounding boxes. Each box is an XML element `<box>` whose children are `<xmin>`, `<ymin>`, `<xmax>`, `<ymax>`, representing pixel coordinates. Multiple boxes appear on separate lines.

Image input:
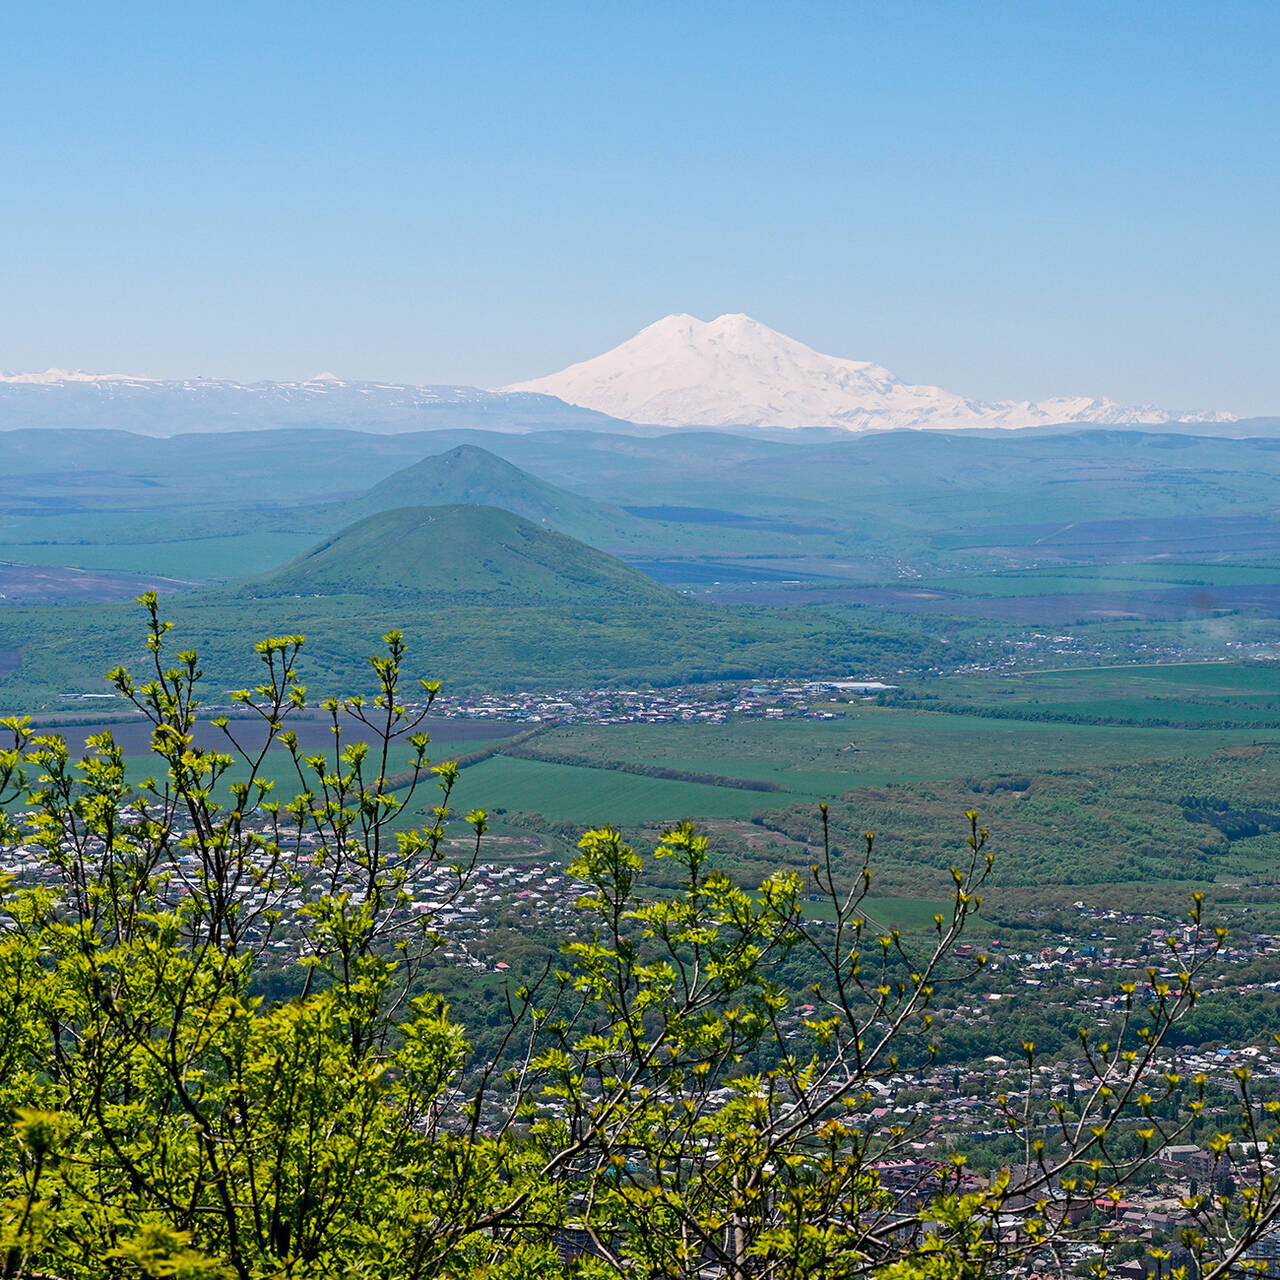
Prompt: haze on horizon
<box><xmin>4</xmin><ymin>2</ymin><xmax>1278</xmax><ymax>416</ymax></box>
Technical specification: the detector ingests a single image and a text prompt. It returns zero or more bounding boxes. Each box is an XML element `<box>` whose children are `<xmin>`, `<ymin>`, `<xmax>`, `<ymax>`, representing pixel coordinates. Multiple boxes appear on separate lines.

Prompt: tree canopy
<box><xmin>0</xmin><ymin>598</ymin><xmax>1277</xmax><ymax>1280</ymax></box>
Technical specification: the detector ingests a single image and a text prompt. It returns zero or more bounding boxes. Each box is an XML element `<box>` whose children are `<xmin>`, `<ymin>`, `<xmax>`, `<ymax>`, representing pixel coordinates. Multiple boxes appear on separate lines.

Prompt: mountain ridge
<box><xmin>0</xmin><ymin>375</ymin><xmax>635</xmax><ymax>436</ymax></box>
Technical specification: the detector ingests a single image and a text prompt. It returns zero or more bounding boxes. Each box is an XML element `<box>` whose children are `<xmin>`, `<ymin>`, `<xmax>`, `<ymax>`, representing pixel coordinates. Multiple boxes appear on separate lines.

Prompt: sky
<box><xmin>3</xmin><ymin>1</ymin><xmax>1278</xmax><ymax>414</ymax></box>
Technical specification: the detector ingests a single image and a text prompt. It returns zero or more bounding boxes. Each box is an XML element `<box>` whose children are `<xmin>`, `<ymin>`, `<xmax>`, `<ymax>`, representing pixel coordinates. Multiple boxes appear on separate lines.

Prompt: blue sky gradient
<box><xmin>3</xmin><ymin>1</ymin><xmax>1277</xmax><ymax>413</ymax></box>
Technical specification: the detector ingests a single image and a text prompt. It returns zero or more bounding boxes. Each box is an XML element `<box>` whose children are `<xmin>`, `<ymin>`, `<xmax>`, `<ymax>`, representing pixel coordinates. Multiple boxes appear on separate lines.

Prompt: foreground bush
<box><xmin>0</xmin><ymin>600</ymin><xmax>1276</xmax><ymax>1279</ymax></box>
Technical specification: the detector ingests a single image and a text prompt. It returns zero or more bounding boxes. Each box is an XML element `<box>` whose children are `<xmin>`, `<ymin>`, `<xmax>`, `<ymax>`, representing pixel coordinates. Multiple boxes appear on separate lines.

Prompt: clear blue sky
<box><xmin>4</xmin><ymin>1</ymin><xmax>1278</xmax><ymax>413</ymax></box>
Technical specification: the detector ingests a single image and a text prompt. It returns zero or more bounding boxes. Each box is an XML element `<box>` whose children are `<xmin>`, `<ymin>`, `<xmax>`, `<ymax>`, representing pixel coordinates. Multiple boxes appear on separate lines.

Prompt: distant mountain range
<box><xmin>0</xmin><ymin>372</ymin><xmax>628</xmax><ymax>436</ymax></box>
<box><xmin>3</xmin><ymin>317</ymin><xmax>1250</xmax><ymax>435</ymax></box>
<box><xmin>506</xmin><ymin>313</ymin><xmax>1238</xmax><ymax>431</ymax></box>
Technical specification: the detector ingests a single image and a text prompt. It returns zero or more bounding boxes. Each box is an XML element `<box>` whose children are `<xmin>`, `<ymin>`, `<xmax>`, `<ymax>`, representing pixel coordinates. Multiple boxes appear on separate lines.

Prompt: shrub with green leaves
<box><xmin>0</xmin><ymin>599</ymin><xmax>1277</xmax><ymax>1280</ymax></box>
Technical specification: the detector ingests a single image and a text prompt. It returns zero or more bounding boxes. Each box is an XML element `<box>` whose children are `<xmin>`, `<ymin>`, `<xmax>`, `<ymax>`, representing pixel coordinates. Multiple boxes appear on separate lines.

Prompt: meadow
<box><xmin>909</xmin><ymin>660</ymin><xmax>1280</xmax><ymax>726</ymax></box>
<box><xmin>442</xmin><ymin>754</ymin><xmax>788</xmax><ymax>825</ymax></box>
<box><xmin>390</xmin><ymin>677</ymin><xmax>1280</xmax><ymax>931</ymax></box>
<box><xmin>0</xmin><ymin>532</ymin><xmax>316</xmax><ymax>582</ymax></box>
<box><xmin>488</xmin><ymin>703</ymin><xmax>1268</xmax><ymax>796</ymax></box>
<box><xmin>364</xmin><ymin>694</ymin><xmax>1280</xmax><ymax>920</ymax></box>
<box><xmin>921</xmin><ymin>560</ymin><xmax>1280</xmax><ymax>596</ymax></box>
<box><xmin>33</xmin><ymin>659</ymin><xmax>1280</xmax><ymax>937</ymax></box>
<box><xmin>63</xmin><ymin>714</ymin><xmax>520</xmax><ymax>805</ymax></box>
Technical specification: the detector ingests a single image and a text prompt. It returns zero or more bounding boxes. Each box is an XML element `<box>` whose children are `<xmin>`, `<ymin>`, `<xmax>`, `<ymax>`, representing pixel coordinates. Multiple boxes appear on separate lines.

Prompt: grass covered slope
<box><xmin>239</xmin><ymin>504</ymin><xmax>679</xmax><ymax>605</ymax></box>
<box><xmin>339</xmin><ymin>444</ymin><xmax>636</xmax><ymax>546</ymax></box>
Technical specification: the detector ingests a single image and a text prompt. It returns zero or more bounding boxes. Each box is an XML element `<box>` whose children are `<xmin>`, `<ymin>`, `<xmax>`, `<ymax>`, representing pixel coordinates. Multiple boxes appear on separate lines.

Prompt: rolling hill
<box><xmin>240</xmin><ymin>504</ymin><xmax>680</xmax><ymax>605</ymax></box>
<box><xmin>336</xmin><ymin>444</ymin><xmax>636</xmax><ymax>546</ymax></box>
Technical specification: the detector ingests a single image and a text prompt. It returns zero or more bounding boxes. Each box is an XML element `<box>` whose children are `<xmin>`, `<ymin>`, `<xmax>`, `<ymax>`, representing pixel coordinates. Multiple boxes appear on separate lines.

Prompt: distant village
<box><xmin>424</xmin><ymin>677</ymin><xmax>896</xmax><ymax>725</ymax></box>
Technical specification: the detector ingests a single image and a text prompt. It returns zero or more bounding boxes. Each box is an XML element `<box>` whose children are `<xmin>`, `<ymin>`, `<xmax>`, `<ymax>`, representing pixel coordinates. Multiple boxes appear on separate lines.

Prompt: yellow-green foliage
<box><xmin>0</xmin><ymin>604</ymin><xmax>1275</xmax><ymax>1280</ymax></box>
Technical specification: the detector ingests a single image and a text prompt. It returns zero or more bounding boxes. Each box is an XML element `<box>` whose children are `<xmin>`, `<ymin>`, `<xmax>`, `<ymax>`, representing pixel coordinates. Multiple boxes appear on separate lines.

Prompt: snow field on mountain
<box><xmin>506</xmin><ymin>312</ymin><xmax>1234</xmax><ymax>431</ymax></box>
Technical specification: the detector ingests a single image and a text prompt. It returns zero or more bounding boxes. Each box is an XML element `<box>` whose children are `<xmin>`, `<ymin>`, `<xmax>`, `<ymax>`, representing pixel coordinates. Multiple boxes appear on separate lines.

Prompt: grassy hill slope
<box><xmin>238</xmin><ymin>504</ymin><xmax>680</xmax><ymax>606</ymax></box>
<box><xmin>337</xmin><ymin>445</ymin><xmax>635</xmax><ymax>546</ymax></box>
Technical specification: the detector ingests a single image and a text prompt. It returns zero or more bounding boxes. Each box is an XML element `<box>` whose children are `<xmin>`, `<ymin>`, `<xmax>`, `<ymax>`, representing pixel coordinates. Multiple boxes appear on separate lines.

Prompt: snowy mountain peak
<box><xmin>505</xmin><ymin>314</ymin><xmax>1234</xmax><ymax>431</ymax></box>
<box><xmin>0</xmin><ymin>367</ymin><xmax>157</xmax><ymax>386</ymax></box>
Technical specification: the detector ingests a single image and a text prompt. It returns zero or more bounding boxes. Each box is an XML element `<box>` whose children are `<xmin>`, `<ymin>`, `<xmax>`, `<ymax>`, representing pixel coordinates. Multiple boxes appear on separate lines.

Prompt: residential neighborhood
<box><xmin>3</xmin><ymin>796</ymin><xmax>1277</xmax><ymax>1271</ymax></box>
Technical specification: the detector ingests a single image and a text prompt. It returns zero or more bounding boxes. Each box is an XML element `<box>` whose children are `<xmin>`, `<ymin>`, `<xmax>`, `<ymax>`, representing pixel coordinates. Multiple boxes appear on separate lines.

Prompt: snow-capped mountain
<box><xmin>0</xmin><ymin>371</ymin><xmax>624</xmax><ymax>435</ymax></box>
<box><xmin>0</xmin><ymin>368</ymin><xmax>158</xmax><ymax>386</ymax></box>
<box><xmin>505</xmin><ymin>313</ymin><xmax>1235</xmax><ymax>431</ymax></box>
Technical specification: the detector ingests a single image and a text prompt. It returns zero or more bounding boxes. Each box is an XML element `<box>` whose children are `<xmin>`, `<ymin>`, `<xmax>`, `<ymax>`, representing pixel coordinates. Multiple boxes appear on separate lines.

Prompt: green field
<box><xmin>436</xmin><ymin>754</ymin><xmax>794</xmax><ymax>825</ymax></box>
<box><xmin>94</xmin><ymin>716</ymin><xmax>521</xmax><ymax>808</ymax></box>
<box><xmin>920</xmin><ymin>661</ymin><xmax>1280</xmax><ymax>726</ymax></box>
<box><xmin>0</xmin><ymin>533</ymin><xmax>316</xmax><ymax>582</ymax></box>
<box><xmin>923</xmin><ymin>561</ymin><xmax>1280</xmax><ymax>597</ymax></box>
<box><xmin>362</xmin><ymin>692</ymin><xmax>1280</xmax><ymax>918</ymax></box>
<box><xmin>33</xmin><ymin>662</ymin><xmax>1280</xmax><ymax>925</ymax></box>
<box><xmin>508</xmin><ymin>706</ymin><xmax>1267</xmax><ymax>798</ymax></box>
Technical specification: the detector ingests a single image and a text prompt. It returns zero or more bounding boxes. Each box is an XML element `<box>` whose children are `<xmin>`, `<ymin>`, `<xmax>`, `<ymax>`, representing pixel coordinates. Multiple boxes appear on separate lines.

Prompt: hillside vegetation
<box><xmin>238</xmin><ymin>504</ymin><xmax>679</xmax><ymax>605</ymax></box>
<box><xmin>336</xmin><ymin>444</ymin><xmax>640</xmax><ymax>547</ymax></box>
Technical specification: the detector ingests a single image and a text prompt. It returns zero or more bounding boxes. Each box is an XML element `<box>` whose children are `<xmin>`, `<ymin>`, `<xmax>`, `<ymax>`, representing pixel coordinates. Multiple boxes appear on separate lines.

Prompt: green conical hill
<box><xmin>340</xmin><ymin>444</ymin><xmax>630</xmax><ymax>543</ymax></box>
<box><xmin>243</xmin><ymin>504</ymin><xmax>679</xmax><ymax>606</ymax></box>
